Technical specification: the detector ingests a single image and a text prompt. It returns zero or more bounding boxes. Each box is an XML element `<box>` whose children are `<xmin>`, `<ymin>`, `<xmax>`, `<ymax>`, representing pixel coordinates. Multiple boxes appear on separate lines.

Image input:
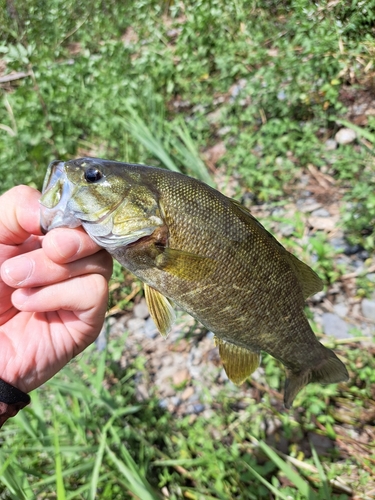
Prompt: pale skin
<box><xmin>0</xmin><ymin>186</ymin><xmax>113</xmax><ymax>393</ymax></box>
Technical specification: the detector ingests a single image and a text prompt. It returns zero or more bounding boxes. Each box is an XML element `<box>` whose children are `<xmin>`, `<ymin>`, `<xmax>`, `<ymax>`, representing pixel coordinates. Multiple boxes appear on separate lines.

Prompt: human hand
<box><xmin>0</xmin><ymin>186</ymin><xmax>113</xmax><ymax>394</ymax></box>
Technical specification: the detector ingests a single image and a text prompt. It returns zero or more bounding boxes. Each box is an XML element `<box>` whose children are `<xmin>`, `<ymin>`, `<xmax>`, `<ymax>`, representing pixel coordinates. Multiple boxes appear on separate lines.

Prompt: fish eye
<box><xmin>84</xmin><ymin>167</ymin><xmax>103</xmax><ymax>183</ymax></box>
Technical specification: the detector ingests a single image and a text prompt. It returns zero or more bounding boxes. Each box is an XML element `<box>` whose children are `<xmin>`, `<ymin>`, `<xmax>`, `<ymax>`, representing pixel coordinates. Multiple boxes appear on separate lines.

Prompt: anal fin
<box><xmin>214</xmin><ymin>336</ymin><xmax>260</xmax><ymax>385</ymax></box>
<box><xmin>144</xmin><ymin>284</ymin><xmax>176</xmax><ymax>338</ymax></box>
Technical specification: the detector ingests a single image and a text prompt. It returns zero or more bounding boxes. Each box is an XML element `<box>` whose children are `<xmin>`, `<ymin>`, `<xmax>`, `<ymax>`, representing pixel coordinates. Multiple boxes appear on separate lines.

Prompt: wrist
<box><xmin>0</xmin><ymin>379</ymin><xmax>30</xmax><ymax>429</ymax></box>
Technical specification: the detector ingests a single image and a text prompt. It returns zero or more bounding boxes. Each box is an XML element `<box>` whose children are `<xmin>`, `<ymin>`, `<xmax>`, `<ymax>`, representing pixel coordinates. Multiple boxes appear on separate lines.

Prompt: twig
<box><xmin>0</xmin><ymin>71</ymin><xmax>31</xmax><ymax>83</ymax></box>
<box><xmin>341</xmin><ymin>264</ymin><xmax>375</xmax><ymax>280</ymax></box>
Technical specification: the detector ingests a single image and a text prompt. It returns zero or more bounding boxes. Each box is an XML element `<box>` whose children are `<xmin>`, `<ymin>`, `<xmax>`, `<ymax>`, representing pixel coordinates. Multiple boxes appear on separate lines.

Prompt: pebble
<box><xmin>325</xmin><ymin>139</ymin><xmax>337</xmax><ymax>150</ymax></box>
<box><xmin>144</xmin><ymin>317</ymin><xmax>158</xmax><ymax>339</ymax></box>
<box><xmin>127</xmin><ymin>317</ymin><xmax>145</xmax><ymax>333</ymax></box>
<box><xmin>310</xmin><ymin>290</ymin><xmax>326</xmax><ymax>303</ymax></box>
<box><xmin>333</xmin><ymin>302</ymin><xmax>348</xmax><ymax>318</ymax></box>
<box><xmin>330</xmin><ymin>236</ymin><xmax>346</xmax><ymax>251</ymax></box>
<box><xmin>173</xmin><ymin>369</ymin><xmax>190</xmax><ymax>386</ymax></box>
<box><xmin>133</xmin><ymin>299</ymin><xmax>149</xmax><ymax>319</ymax></box>
<box><xmin>335</xmin><ymin>127</ymin><xmax>357</xmax><ymax>145</ymax></box>
<box><xmin>321</xmin><ymin>312</ymin><xmax>350</xmax><ymax>339</ymax></box>
<box><xmin>344</xmin><ymin>243</ymin><xmax>364</xmax><ymax>256</ymax></box>
<box><xmin>181</xmin><ymin>386</ymin><xmax>195</xmax><ymax>400</ymax></box>
<box><xmin>361</xmin><ymin>299</ymin><xmax>375</xmax><ymax>321</ymax></box>
<box><xmin>217</xmin><ymin>126</ymin><xmax>231</xmax><ymax>136</ymax></box>
<box><xmin>308</xmin><ymin>432</ymin><xmax>333</xmax><ymax>454</ymax></box>
<box><xmin>311</xmin><ymin>208</ymin><xmax>330</xmax><ymax>217</ymax></box>
<box><xmin>95</xmin><ymin>323</ymin><xmax>108</xmax><ymax>351</ymax></box>
<box><xmin>279</xmin><ymin>223</ymin><xmax>295</xmax><ymax>237</ymax></box>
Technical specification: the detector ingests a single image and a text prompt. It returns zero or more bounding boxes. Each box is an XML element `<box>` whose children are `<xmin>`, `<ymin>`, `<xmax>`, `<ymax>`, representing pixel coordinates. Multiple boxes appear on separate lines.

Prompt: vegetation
<box><xmin>1</xmin><ymin>0</ymin><xmax>374</xmax><ymax>498</ymax></box>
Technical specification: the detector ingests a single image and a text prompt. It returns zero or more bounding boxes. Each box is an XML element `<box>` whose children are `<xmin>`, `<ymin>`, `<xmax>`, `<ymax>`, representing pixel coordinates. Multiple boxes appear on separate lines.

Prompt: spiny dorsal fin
<box><xmin>214</xmin><ymin>336</ymin><xmax>260</xmax><ymax>385</ymax></box>
<box><xmin>155</xmin><ymin>247</ymin><xmax>217</xmax><ymax>281</ymax></box>
<box><xmin>144</xmin><ymin>284</ymin><xmax>175</xmax><ymax>338</ymax></box>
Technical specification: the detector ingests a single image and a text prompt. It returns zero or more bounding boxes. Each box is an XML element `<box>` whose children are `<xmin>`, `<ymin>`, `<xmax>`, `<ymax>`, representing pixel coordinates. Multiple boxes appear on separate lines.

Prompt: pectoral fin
<box><xmin>144</xmin><ymin>284</ymin><xmax>175</xmax><ymax>338</ymax></box>
<box><xmin>155</xmin><ymin>247</ymin><xmax>216</xmax><ymax>281</ymax></box>
<box><xmin>214</xmin><ymin>336</ymin><xmax>260</xmax><ymax>385</ymax></box>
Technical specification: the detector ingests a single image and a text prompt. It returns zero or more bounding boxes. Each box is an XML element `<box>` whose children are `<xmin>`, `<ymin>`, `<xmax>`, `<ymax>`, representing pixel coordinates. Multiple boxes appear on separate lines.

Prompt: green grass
<box><xmin>1</xmin><ymin>335</ymin><xmax>373</xmax><ymax>498</ymax></box>
<box><xmin>1</xmin><ymin>0</ymin><xmax>375</xmax><ymax>498</ymax></box>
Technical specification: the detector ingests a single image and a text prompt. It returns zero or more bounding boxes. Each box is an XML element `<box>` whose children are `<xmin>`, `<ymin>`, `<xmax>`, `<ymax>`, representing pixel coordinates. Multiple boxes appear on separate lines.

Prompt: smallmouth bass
<box><xmin>40</xmin><ymin>158</ymin><xmax>349</xmax><ymax>407</ymax></box>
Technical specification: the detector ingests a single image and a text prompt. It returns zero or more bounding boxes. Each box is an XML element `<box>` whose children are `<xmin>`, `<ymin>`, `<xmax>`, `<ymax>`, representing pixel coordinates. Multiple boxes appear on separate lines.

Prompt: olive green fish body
<box><xmin>40</xmin><ymin>158</ymin><xmax>349</xmax><ymax>407</ymax></box>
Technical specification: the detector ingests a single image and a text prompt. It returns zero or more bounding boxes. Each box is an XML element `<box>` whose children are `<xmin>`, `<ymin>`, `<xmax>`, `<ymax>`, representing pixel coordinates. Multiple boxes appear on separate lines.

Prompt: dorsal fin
<box><xmin>283</xmin><ymin>252</ymin><xmax>323</xmax><ymax>299</ymax></box>
<box><xmin>214</xmin><ymin>336</ymin><xmax>260</xmax><ymax>385</ymax></box>
<box><xmin>229</xmin><ymin>198</ymin><xmax>323</xmax><ymax>299</ymax></box>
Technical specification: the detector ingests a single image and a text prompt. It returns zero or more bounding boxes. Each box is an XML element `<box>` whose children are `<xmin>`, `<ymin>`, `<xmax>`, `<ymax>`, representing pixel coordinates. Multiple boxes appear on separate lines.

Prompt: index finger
<box><xmin>0</xmin><ymin>186</ymin><xmax>42</xmax><ymax>245</ymax></box>
<box><xmin>42</xmin><ymin>227</ymin><xmax>106</xmax><ymax>264</ymax></box>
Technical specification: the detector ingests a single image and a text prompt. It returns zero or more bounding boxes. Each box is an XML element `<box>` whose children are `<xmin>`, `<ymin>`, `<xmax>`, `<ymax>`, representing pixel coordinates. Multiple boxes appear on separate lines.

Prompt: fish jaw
<box><xmin>40</xmin><ymin>161</ymin><xmax>82</xmax><ymax>233</ymax></box>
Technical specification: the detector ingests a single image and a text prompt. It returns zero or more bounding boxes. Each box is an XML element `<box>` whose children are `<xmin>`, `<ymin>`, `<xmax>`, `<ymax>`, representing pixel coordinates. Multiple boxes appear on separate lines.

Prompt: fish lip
<box><xmin>40</xmin><ymin>160</ymin><xmax>82</xmax><ymax>232</ymax></box>
<box><xmin>40</xmin><ymin>159</ymin><xmax>125</xmax><ymax>234</ymax></box>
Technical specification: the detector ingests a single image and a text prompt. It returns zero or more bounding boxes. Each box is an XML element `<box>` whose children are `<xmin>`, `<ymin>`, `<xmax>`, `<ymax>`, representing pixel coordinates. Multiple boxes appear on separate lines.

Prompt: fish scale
<box><xmin>40</xmin><ymin>157</ymin><xmax>349</xmax><ymax>407</ymax></box>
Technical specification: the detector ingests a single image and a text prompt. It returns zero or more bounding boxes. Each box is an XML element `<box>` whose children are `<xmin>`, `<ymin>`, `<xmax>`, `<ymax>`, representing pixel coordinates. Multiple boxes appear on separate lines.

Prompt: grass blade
<box><xmin>243</xmin><ymin>461</ymin><xmax>290</xmax><ymax>500</ymax></box>
<box><xmin>310</xmin><ymin>442</ymin><xmax>331</xmax><ymax>500</ymax></box>
<box><xmin>105</xmin><ymin>444</ymin><xmax>160</xmax><ymax>500</ymax></box>
<box><xmin>53</xmin><ymin>415</ymin><xmax>66</xmax><ymax>500</ymax></box>
<box><xmin>258</xmin><ymin>440</ymin><xmax>317</xmax><ymax>500</ymax></box>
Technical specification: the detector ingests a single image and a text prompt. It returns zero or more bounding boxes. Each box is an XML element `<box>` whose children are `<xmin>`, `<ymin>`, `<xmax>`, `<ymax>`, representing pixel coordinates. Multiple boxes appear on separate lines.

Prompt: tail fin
<box><xmin>284</xmin><ymin>347</ymin><xmax>349</xmax><ymax>409</ymax></box>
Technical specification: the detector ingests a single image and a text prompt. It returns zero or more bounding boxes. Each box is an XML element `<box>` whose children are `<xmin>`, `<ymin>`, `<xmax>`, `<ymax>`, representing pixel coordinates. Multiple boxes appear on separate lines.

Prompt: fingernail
<box><xmin>51</xmin><ymin>230</ymin><xmax>81</xmax><ymax>259</ymax></box>
<box><xmin>3</xmin><ymin>257</ymin><xmax>34</xmax><ymax>285</ymax></box>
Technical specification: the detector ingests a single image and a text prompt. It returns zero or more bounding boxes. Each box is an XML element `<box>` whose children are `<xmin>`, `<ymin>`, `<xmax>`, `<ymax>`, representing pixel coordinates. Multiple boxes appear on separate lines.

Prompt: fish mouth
<box><xmin>40</xmin><ymin>160</ymin><xmax>82</xmax><ymax>233</ymax></box>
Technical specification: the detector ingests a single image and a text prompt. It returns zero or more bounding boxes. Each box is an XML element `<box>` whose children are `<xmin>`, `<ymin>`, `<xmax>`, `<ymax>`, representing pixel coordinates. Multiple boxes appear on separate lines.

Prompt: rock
<box><xmin>206</xmin><ymin>109</ymin><xmax>222</xmax><ymax>124</ymax></box>
<box><xmin>136</xmin><ymin>384</ymin><xmax>149</xmax><ymax>401</ymax></box>
<box><xmin>310</xmin><ymin>290</ymin><xmax>326</xmax><ymax>303</ymax></box>
<box><xmin>144</xmin><ymin>316</ymin><xmax>158</xmax><ymax>339</ymax></box>
<box><xmin>330</xmin><ymin>236</ymin><xmax>345</xmax><ymax>251</ymax></box>
<box><xmin>217</xmin><ymin>126</ymin><xmax>231</xmax><ymax>136</ymax></box>
<box><xmin>279</xmin><ymin>223</ymin><xmax>295</xmax><ymax>237</ymax></box>
<box><xmin>181</xmin><ymin>386</ymin><xmax>195</xmax><ymax>400</ymax></box>
<box><xmin>325</xmin><ymin>139</ymin><xmax>337</xmax><ymax>150</ymax></box>
<box><xmin>133</xmin><ymin>299</ymin><xmax>149</xmax><ymax>319</ymax></box>
<box><xmin>333</xmin><ymin>302</ymin><xmax>348</xmax><ymax>318</ymax></box>
<box><xmin>308</xmin><ymin>432</ymin><xmax>333</xmax><ymax>454</ymax></box>
<box><xmin>173</xmin><ymin>369</ymin><xmax>190</xmax><ymax>386</ymax></box>
<box><xmin>311</xmin><ymin>208</ymin><xmax>330</xmax><ymax>217</ymax></box>
<box><xmin>335</xmin><ymin>127</ymin><xmax>357</xmax><ymax>145</ymax></box>
<box><xmin>321</xmin><ymin>312</ymin><xmax>350</xmax><ymax>339</ymax></box>
<box><xmin>192</xmin><ymin>403</ymin><xmax>205</xmax><ymax>414</ymax></box>
<box><xmin>361</xmin><ymin>299</ymin><xmax>375</xmax><ymax>321</ymax></box>
<box><xmin>95</xmin><ymin>323</ymin><xmax>107</xmax><ymax>351</ymax></box>
<box><xmin>127</xmin><ymin>317</ymin><xmax>145</xmax><ymax>333</ymax></box>
<box><xmin>344</xmin><ymin>244</ymin><xmax>363</xmax><ymax>259</ymax></box>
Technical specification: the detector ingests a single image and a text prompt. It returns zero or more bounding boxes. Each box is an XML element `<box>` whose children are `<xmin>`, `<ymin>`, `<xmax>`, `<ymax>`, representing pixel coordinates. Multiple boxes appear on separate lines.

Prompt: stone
<box><xmin>279</xmin><ymin>223</ymin><xmax>295</xmax><ymax>237</ymax></box>
<box><xmin>217</xmin><ymin>126</ymin><xmax>231</xmax><ymax>136</ymax></box>
<box><xmin>133</xmin><ymin>299</ymin><xmax>149</xmax><ymax>319</ymax></box>
<box><xmin>325</xmin><ymin>139</ymin><xmax>337</xmax><ymax>150</ymax></box>
<box><xmin>361</xmin><ymin>299</ymin><xmax>375</xmax><ymax>321</ymax></box>
<box><xmin>333</xmin><ymin>302</ymin><xmax>348</xmax><ymax>318</ymax></box>
<box><xmin>144</xmin><ymin>317</ymin><xmax>158</xmax><ymax>339</ymax></box>
<box><xmin>173</xmin><ymin>369</ymin><xmax>190</xmax><ymax>386</ymax></box>
<box><xmin>181</xmin><ymin>386</ymin><xmax>195</xmax><ymax>400</ymax></box>
<box><xmin>311</xmin><ymin>208</ymin><xmax>330</xmax><ymax>217</ymax></box>
<box><xmin>127</xmin><ymin>317</ymin><xmax>145</xmax><ymax>333</ymax></box>
<box><xmin>321</xmin><ymin>312</ymin><xmax>350</xmax><ymax>339</ymax></box>
<box><xmin>335</xmin><ymin>127</ymin><xmax>357</xmax><ymax>145</ymax></box>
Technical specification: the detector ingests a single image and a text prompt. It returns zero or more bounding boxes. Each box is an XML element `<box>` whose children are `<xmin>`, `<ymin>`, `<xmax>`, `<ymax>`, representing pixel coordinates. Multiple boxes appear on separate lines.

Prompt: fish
<box><xmin>40</xmin><ymin>157</ymin><xmax>349</xmax><ymax>408</ymax></box>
